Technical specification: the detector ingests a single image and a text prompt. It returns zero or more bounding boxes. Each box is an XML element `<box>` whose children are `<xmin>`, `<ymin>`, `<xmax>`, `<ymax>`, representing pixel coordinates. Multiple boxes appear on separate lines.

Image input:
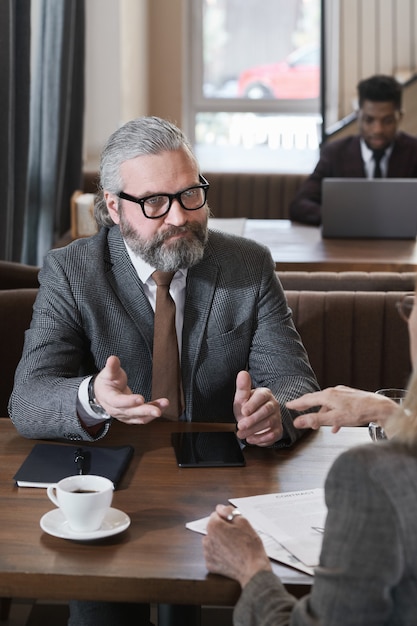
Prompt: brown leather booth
<box><xmin>287</xmin><ymin>290</ymin><xmax>411</xmax><ymax>392</ymax></box>
<box><xmin>82</xmin><ymin>171</ymin><xmax>308</xmax><ymax>220</ymax></box>
<box><xmin>204</xmin><ymin>172</ymin><xmax>308</xmax><ymax>219</ymax></box>
<box><xmin>278</xmin><ymin>271</ymin><xmax>416</xmax><ymax>292</ymax></box>
<box><xmin>1</xmin><ymin>283</ymin><xmax>410</xmax><ymax>414</ymax></box>
<box><xmin>0</xmin><ymin>260</ymin><xmax>39</xmax><ymax>289</ymax></box>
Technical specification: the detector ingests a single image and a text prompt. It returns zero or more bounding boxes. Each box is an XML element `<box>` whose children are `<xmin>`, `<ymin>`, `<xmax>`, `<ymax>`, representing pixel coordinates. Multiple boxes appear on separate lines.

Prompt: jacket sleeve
<box><xmin>233</xmin><ymin>570</ymin><xmax>297</xmax><ymax>626</ymax></box>
<box><xmin>247</xmin><ymin>252</ymin><xmax>320</xmax><ymax>447</ymax></box>
<box><xmin>289</xmin><ymin>144</ymin><xmax>336</xmax><ymax>226</ymax></box>
<box><xmin>9</xmin><ymin>250</ymin><xmax>111</xmax><ymax>442</ymax></box>
<box><xmin>295</xmin><ymin>448</ymin><xmax>403</xmax><ymax>625</ymax></box>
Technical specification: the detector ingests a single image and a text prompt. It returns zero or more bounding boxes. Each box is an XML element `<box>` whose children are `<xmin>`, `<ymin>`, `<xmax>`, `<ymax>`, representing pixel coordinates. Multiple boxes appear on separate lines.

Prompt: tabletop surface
<box><xmin>0</xmin><ymin>419</ymin><xmax>369</xmax><ymax>605</ymax></box>
<box><xmin>209</xmin><ymin>218</ymin><xmax>417</xmax><ymax>272</ymax></box>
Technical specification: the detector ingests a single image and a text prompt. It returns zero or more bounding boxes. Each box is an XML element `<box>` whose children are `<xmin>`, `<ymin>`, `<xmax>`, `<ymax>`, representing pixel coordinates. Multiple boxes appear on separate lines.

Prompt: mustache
<box><xmin>156</xmin><ymin>222</ymin><xmax>207</xmax><ymax>244</ymax></box>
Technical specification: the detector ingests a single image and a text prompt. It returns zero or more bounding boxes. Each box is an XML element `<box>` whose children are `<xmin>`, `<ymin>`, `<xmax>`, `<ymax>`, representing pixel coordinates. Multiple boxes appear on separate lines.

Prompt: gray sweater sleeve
<box><xmin>233</xmin><ymin>570</ymin><xmax>297</xmax><ymax>626</ymax></box>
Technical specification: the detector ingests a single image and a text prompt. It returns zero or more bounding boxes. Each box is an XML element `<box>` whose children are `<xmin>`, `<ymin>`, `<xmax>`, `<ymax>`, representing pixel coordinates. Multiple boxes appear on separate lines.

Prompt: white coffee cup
<box><xmin>47</xmin><ymin>475</ymin><xmax>113</xmax><ymax>532</ymax></box>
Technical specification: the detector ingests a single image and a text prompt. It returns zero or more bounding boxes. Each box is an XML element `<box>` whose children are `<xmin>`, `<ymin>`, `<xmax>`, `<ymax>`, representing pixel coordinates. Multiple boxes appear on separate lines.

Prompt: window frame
<box><xmin>183</xmin><ymin>0</ymin><xmax>323</xmax><ymax>147</ymax></box>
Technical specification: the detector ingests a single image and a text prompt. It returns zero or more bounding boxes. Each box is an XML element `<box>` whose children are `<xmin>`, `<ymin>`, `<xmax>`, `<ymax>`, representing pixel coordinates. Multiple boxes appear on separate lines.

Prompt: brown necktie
<box><xmin>151</xmin><ymin>271</ymin><xmax>183</xmax><ymax>420</ymax></box>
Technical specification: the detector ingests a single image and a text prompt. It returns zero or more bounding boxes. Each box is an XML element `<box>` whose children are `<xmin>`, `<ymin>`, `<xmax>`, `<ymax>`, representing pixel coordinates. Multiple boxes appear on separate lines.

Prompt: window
<box><xmin>185</xmin><ymin>0</ymin><xmax>322</xmax><ymax>173</ymax></box>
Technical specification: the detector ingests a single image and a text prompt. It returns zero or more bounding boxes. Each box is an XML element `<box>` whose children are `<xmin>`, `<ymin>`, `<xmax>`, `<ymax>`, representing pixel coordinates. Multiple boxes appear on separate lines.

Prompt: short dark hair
<box><xmin>357</xmin><ymin>74</ymin><xmax>402</xmax><ymax>109</ymax></box>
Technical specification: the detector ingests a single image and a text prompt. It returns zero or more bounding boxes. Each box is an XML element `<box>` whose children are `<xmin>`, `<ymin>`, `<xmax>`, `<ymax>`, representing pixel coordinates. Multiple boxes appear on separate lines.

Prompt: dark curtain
<box><xmin>0</xmin><ymin>0</ymin><xmax>31</xmax><ymax>262</ymax></box>
<box><xmin>22</xmin><ymin>0</ymin><xmax>85</xmax><ymax>266</ymax></box>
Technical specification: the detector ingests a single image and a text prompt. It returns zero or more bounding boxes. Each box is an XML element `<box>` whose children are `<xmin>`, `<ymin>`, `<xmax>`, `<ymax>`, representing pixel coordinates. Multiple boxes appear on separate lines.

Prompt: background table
<box><xmin>210</xmin><ymin>218</ymin><xmax>417</xmax><ymax>272</ymax></box>
<box><xmin>0</xmin><ymin>419</ymin><xmax>369</xmax><ymax>606</ymax></box>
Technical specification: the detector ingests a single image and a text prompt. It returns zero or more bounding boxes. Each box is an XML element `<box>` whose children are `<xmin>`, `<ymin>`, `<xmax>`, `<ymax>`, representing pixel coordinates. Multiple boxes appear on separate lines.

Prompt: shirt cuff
<box><xmin>77</xmin><ymin>376</ymin><xmax>109</xmax><ymax>426</ymax></box>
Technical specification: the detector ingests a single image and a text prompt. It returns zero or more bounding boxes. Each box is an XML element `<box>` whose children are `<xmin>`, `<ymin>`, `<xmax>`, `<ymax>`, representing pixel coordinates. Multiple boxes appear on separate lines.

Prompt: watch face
<box><xmin>90</xmin><ymin>402</ymin><xmax>110</xmax><ymax>418</ymax></box>
<box><xmin>88</xmin><ymin>375</ymin><xmax>110</xmax><ymax>419</ymax></box>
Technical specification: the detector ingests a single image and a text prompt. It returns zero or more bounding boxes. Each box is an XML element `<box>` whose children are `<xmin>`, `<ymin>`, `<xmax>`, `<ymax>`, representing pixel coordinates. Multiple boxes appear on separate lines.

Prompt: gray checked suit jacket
<box><xmin>234</xmin><ymin>439</ymin><xmax>417</xmax><ymax>625</ymax></box>
<box><xmin>9</xmin><ymin>226</ymin><xmax>318</xmax><ymax>442</ymax></box>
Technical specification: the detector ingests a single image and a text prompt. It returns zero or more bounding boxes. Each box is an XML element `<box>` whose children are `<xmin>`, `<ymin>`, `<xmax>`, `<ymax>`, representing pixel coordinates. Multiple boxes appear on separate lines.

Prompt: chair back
<box><xmin>287</xmin><ymin>290</ymin><xmax>411</xmax><ymax>391</ymax></box>
<box><xmin>0</xmin><ymin>261</ymin><xmax>39</xmax><ymax>289</ymax></box>
<box><xmin>0</xmin><ymin>289</ymin><xmax>38</xmax><ymax>416</ymax></box>
<box><xmin>279</xmin><ymin>271</ymin><xmax>416</xmax><ymax>292</ymax></box>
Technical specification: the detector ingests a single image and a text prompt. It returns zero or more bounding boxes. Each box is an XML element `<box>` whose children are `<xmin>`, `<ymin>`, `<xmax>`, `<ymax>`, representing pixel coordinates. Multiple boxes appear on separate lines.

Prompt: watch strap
<box><xmin>88</xmin><ymin>374</ymin><xmax>112</xmax><ymax>419</ymax></box>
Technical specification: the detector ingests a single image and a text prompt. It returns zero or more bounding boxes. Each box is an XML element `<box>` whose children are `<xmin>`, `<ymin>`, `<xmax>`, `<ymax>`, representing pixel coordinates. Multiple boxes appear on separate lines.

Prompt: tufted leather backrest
<box><xmin>1</xmin><ymin>286</ymin><xmax>412</xmax><ymax>414</ymax></box>
<box><xmin>0</xmin><ymin>261</ymin><xmax>39</xmax><ymax>290</ymax></box>
<box><xmin>203</xmin><ymin>172</ymin><xmax>308</xmax><ymax>219</ymax></box>
<box><xmin>0</xmin><ymin>289</ymin><xmax>38</xmax><ymax>416</ymax></box>
<box><xmin>81</xmin><ymin>171</ymin><xmax>308</xmax><ymax>222</ymax></box>
<box><xmin>279</xmin><ymin>271</ymin><xmax>416</xmax><ymax>292</ymax></box>
<box><xmin>286</xmin><ymin>290</ymin><xmax>411</xmax><ymax>392</ymax></box>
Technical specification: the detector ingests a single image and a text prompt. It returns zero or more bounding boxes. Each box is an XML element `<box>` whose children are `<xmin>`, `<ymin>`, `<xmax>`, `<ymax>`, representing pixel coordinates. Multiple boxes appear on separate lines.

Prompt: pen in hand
<box><xmin>74</xmin><ymin>447</ymin><xmax>85</xmax><ymax>475</ymax></box>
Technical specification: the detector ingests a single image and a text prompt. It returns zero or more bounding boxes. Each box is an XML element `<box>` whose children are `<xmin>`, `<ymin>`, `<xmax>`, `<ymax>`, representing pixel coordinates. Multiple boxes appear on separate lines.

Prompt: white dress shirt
<box><xmin>360</xmin><ymin>138</ymin><xmax>393</xmax><ymax>178</ymax></box>
<box><xmin>78</xmin><ymin>240</ymin><xmax>187</xmax><ymax>424</ymax></box>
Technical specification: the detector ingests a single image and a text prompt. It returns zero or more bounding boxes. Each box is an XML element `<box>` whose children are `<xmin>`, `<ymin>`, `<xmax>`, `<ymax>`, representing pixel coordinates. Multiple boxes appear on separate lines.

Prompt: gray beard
<box><xmin>120</xmin><ymin>214</ymin><xmax>209</xmax><ymax>271</ymax></box>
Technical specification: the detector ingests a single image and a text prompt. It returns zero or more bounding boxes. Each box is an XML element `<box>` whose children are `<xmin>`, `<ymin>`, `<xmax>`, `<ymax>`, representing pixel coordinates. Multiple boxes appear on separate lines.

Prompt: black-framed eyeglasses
<box><xmin>396</xmin><ymin>292</ymin><xmax>415</xmax><ymax>322</ymax></box>
<box><xmin>117</xmin><ymin>175</ymin><xmax>210</xmax><ymax>219</ymax></box>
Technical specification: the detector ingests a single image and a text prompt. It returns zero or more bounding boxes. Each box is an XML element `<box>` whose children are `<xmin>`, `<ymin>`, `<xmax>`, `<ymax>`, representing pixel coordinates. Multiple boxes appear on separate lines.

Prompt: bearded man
<box><xmin>9</xmin><ymin>115</ymin><xmax>319</xmax><ymax>626</ymax></box>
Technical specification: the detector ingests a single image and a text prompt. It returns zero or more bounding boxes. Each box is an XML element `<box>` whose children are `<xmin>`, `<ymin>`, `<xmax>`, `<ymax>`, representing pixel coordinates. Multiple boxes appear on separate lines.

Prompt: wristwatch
<box><xmin>88</xmin><ymin>375</ymin><xmax>111</xmax><ymax>419</ymax></box>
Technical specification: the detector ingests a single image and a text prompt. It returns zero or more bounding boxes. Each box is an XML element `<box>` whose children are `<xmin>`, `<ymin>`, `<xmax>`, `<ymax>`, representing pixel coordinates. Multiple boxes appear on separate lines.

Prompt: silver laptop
<box><xmin>321</xmin><ymin>178</ymin><xmax>417</xmax><ymax>239</ymax></box>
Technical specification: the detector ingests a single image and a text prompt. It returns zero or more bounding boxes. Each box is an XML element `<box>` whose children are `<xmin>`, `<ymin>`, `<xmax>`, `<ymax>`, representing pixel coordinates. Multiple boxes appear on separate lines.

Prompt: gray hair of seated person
<box><xmin>386</xmin><ymin>369</ymin><xmax>417</xmax><ymax>446</ymax></box>
<box><xmin>385</xmin><ymin>283</ymin><xmax>417</xmax><ymax>445</ymax></box>
<box><xmin>94</xmin><ymin>116</ymin><xmax>198</xmax><ymax>228</ymax></box>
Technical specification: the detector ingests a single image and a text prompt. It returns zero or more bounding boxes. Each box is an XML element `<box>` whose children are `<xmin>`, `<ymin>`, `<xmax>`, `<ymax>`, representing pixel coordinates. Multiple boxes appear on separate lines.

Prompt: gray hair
<box><xmin>94</xmin><ymin>116</ymin><xmax>198</xmax><ymax>228</ymax></box>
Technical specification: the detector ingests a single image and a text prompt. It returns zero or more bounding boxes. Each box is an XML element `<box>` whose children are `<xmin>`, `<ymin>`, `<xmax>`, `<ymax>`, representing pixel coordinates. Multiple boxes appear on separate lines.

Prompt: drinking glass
<box><xmin>368</xmin><ymin>388</ymin><xmax>407</xmax><ymax>441</ymax></box>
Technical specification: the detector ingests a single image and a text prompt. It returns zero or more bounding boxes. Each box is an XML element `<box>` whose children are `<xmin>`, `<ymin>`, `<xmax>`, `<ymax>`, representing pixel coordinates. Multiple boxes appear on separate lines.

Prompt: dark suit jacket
<box><xmin>9</xmin><ymin>226</ymin><xmax>318</xmax><ymax>443</ymax></box>
<box><xmin>235</xmin><ymin>439</ymin><xmax>417</xmax><ymax>625</ymax></box>
<box><xmin>289</xmin><ymin>131</ymin><xmax>417</xmax><ymax>225</ymax></box>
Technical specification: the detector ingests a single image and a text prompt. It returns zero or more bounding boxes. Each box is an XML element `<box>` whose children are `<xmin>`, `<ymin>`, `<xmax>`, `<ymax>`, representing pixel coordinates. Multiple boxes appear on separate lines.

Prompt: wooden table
<box><xmin>210</xmin><ymin>218</ymin><xmax>417</xmax><ymax>272</ymax></box>
<box><xmin>0</xmin><ymin>419</ymin><xmax>369</xmax><ymax>606</ymax></box>
<box><xmin>56</xmin><ymin>219</ymin><xmax>417</xmax><ymax>272</ymax></box>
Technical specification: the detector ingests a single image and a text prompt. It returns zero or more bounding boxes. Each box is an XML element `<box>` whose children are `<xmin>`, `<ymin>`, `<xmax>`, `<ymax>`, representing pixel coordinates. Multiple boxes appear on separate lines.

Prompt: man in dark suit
<box><xmin>9</xmin><ymin>115</ymin><xmax>319</xmax><ymax>626</ymax></box>
<box><xmin>290</xmin><ymin>74</ymin><xmax>417</xmax><ymax>225</ymax></box>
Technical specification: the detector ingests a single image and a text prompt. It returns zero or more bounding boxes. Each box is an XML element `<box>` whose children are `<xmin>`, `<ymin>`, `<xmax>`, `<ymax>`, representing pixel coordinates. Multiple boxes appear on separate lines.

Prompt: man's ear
<box><xmin>104</xmin><ymin>191</ymin><xmax>120</xmax><ymax>224</ymax></box>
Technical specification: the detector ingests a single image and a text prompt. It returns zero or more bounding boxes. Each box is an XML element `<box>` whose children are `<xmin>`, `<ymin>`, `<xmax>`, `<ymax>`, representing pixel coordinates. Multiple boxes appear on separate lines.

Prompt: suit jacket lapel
<box><xmin>182</xmin><ymin>251</ymin><xmax>218</xmax><ymax>400</ymax></box>
<box><xmin>104</xmin><ymin>227</ymin><xmax>219</xmax><ymax>406</ymax></box>
<box><xmin>346</xmin><ymin>136</ymin><xmax>367</xmax><ymax>176</ymax></box>
<box><xmin>106</xmin><ymin>227</ymin><xmax>154</xmax><ymax>347</ymax></box>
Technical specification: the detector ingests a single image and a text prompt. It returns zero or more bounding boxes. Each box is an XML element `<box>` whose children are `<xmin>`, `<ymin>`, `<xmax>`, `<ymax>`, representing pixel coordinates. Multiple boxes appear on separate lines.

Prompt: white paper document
<box><xmin>186</xmin><ymin>488</ymin><xmax>326</xmax><ymax>576</ymax></box>
<box><xmin>230</xmin><ymin>488</ymin><xmax>326</xmax><ymax>567</ymax></box>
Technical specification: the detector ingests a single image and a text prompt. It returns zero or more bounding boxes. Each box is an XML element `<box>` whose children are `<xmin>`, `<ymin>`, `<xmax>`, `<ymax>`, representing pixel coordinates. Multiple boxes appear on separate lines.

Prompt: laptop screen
<box><xmin>321</xmin><ymin>178</ymin><xmax>417</xmax><ymax>239</ymax></box>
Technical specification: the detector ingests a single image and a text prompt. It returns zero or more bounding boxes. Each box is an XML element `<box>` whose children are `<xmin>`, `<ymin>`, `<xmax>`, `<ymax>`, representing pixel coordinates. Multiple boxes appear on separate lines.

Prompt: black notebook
<box><xmin>13</xmin><ymin>443</ymin><xmax>134</xmax><ymax>489</ymax></box>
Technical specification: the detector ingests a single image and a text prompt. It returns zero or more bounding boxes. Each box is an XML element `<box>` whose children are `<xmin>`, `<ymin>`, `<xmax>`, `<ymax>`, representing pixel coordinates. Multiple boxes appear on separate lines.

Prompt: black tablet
<box><xmin>171</xmin><ymin>431</ymin><xmax>246</xmax><ymax>467</ymax></box>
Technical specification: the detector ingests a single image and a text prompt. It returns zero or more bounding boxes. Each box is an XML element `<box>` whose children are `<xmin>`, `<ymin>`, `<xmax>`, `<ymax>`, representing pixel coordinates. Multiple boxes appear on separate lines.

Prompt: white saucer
<box><xmin>40</xmin><ymin>507</ymin><xmax>131</xmax><ymax>540</ymax></box>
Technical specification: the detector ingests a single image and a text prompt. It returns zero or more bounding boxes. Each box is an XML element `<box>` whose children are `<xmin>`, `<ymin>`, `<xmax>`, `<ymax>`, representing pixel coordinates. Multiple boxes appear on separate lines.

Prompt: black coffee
<box><xmin>71</xmin><ymin>489</ymin><xmax>99</xmax><ymax>494</ymax></box>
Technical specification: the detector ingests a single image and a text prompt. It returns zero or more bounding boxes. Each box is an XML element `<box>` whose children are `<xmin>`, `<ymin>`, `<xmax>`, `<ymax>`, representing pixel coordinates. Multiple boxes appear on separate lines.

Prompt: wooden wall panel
<box><xmin>377</xmin><ymin>0</ymin><xmax>395</xmax><ymax>75</ymax></box>
<box><xmin>402</xmin><ymin>78</ymin><xmax>417</xmax><ymax>131</ymax></box>
<box><xmin>339</xmin><ymin>0</ymin><xmax>360</xmax><ymax>118</ymax></box>
<box><xmin>337</xmin><ymin>0</ymin><xmax>417</xmax><ymax>120</ymax></box>
<box><xmin>360</xmin><ymin>0</ymin><xmax>378</xmax><ymax>79</ymax></box>
<box><xmin>395</xmin><ymin>0</ymin><xmax>412</xmax><ymax>71</ymax></box>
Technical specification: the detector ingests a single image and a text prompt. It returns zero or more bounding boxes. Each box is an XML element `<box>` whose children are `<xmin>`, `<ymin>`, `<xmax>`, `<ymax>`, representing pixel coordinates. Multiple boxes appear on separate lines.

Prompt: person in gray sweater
<box><xmin>203</xmin><ymin>290</ymin><xmax>417</xmax><ymax>625</ymax></box>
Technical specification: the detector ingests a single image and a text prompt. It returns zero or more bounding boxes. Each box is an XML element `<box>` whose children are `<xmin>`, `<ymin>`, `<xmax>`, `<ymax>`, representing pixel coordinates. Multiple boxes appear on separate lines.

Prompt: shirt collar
<box><xmin>360</xmin><ymin>138</ymin><xmax>394</xmax><ymax>164</ymax></box>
